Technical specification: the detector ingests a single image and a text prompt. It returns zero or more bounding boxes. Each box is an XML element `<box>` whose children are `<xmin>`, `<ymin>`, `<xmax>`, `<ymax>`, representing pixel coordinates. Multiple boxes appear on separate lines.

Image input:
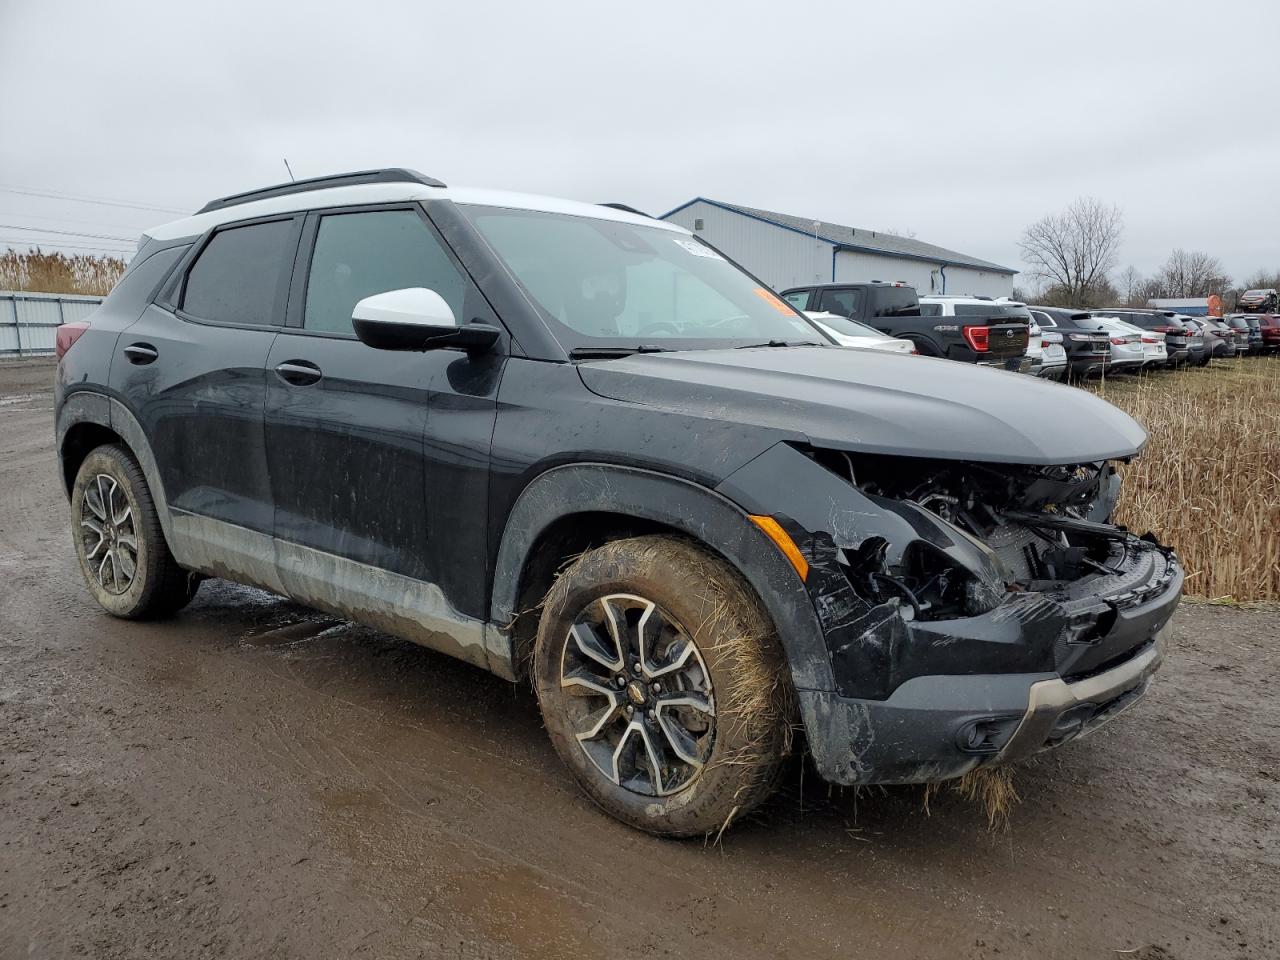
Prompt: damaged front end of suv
<box><xmin>717</xmin><ymin>440</ymin><xmax>1182</xmax><ymax>787</ymax></box>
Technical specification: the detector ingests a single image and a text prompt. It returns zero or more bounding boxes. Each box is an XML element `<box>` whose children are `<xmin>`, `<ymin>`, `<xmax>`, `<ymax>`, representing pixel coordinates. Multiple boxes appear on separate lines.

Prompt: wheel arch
<box><xmin>57</xmin><ymin>392</ymin><xmax>175</xmax><ymax>546</ymax></box>
<box><xmin>489</xmin><ymin>463</ymin><xmax>833</xmax><ymax>691</ymax></box>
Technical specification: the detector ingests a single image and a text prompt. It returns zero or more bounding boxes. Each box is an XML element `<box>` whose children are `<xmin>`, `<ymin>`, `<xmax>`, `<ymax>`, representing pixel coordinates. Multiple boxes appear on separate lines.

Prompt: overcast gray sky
<box><xmin>2</xmin><ymin>0</ymin><xmax>1277</xmax><ymax>286</ymax></box>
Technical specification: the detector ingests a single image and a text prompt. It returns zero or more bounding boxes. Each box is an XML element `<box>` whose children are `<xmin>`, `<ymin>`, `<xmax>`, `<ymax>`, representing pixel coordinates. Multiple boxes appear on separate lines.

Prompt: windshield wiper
<box><xmin>733</xmin><ymin>339</ymin><xmax>825</xmax><ymax>349</ymax></box>
<box><xmin>569</xmin><ymin>344</ymin><xmax>673</xmax><ymax>360</ymax></box>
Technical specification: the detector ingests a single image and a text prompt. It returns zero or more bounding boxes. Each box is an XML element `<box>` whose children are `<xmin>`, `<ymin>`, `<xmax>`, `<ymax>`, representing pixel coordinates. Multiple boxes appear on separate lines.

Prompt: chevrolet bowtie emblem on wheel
<box><xmin>626</xmin><ymin>680</ymin><xmax>647</xmax><ymax>706</ymax></box>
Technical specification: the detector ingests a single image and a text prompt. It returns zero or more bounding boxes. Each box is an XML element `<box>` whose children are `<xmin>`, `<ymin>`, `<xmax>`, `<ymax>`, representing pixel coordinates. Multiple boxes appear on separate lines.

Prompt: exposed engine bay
<box><xmin>806</xmin><ymin>448</ymin><xmax>1171</xmax><ymax>624</ymax></box>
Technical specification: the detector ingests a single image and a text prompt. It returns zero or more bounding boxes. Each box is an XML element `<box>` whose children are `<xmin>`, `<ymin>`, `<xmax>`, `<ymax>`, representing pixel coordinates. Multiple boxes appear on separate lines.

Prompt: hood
<box><xmin>578</xmin><ymin>347</ymin><xmax>1147</xmax><ymax>465</ymax></box>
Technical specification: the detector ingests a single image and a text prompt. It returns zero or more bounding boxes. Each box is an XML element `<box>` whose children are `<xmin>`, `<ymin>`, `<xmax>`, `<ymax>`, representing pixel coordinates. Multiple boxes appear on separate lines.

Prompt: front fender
<box><xmin>488</xmin><ymin>462</ymin><xmax>835</xmax><ymax>692</ymax></box>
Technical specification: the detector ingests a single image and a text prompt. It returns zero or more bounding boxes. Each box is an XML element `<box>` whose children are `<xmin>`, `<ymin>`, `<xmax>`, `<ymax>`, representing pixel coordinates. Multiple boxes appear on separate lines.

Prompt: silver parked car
<box><xmin>1091</xmin><ymin>316</ymin><xmax>1147</xmax><ymax>373</ymax></box>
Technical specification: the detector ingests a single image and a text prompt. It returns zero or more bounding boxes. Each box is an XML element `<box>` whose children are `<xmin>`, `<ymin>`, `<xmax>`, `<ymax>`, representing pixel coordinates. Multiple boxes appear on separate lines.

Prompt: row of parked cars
<box><xmin>780</xmin><ymin>280</ymin><xmax>1280</xmax><ymax>381</ymax></box>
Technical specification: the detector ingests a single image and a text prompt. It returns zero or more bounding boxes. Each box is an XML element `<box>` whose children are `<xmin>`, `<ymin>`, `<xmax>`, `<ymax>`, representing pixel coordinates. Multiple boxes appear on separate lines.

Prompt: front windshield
<box><xmin>460</xmin><ymin>205</ymin><xmax>829</xmax><ymax>349</ymax></box>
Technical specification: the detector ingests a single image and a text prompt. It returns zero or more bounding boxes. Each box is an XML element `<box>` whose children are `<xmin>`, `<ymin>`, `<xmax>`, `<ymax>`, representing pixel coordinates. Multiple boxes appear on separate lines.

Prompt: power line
<box><xmin>0</xmin><ymin>209</ymin><xmax>154</xmax><ymax>231</ymax></box>
<box><xmin>0</xmin><ymin>223</ymin><xmax>138</xmax><ymax>242</ymax></box>
<box><xmin>0</xmin><ymin>184</ymin><xmax>188</xmax><ymax>216</ymax></box>
<box><xmin>0</xmin><ymin>238</ymin><xmax>134</xmax><ymax>254</ymax></box>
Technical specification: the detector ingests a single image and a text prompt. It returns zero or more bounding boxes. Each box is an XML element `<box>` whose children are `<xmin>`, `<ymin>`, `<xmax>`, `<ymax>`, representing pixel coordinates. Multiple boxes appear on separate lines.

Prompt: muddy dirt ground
<box><xmin>1</xmin><ymin>358</ymin><xmax>1276</xmax><ymax>959</ymax></box>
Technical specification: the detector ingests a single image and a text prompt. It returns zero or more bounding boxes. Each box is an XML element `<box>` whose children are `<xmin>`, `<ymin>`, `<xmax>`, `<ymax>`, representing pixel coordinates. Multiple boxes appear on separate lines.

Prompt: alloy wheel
<box><xmin>559</xmin><ymin>593</ymin><xmax>715</xmax><ymax>797</ymax></box>
<box><xmin>80</xmin><ymin>473</ymin><xmax>138</xmax><ymax>595</ymax></box>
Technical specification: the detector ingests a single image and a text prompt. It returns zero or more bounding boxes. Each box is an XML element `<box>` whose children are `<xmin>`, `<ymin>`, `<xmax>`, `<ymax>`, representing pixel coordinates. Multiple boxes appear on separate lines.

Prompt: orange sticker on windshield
<box><xmin>753</xmin><ymin>287</ymin><xmax>793</xmax><ymax>315</ymax></box>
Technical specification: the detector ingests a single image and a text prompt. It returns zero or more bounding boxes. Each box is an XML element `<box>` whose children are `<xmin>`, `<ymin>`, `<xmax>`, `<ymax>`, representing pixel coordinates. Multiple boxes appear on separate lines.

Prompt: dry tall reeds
<box><xmin>0</xmin><ymin>248</ymin><xmax>126</xmax><ymax>296</ymax></box>
<box><xmin>1092</xmin><ymin>358</ymin><xmax>1280</xmax><ymax>602</ymax></box>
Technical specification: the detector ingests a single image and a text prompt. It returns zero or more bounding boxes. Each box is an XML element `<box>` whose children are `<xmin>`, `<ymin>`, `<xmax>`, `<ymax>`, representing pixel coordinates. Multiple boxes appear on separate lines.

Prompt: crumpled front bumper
<box><xmin>716</xmin><ymin>441</ymin><xmax>1183</xmax><ymax>787</ymax></box>
<box><xmin>797</xmin><ymin>587</ymin><xmax>1178</xmax><ymax>787</ymax></box>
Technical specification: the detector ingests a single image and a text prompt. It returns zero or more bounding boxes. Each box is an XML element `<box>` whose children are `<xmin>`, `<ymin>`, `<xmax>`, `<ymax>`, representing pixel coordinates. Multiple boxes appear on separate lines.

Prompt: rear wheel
<box><xmin>533</xmin><ymin>536</ymin><xmax>793</xmax><ymax>838</ymax></box>
<box><xmin>71</xmin><ymin>444</ymin><xmax>199</xmax><ymax>619</ymax></box>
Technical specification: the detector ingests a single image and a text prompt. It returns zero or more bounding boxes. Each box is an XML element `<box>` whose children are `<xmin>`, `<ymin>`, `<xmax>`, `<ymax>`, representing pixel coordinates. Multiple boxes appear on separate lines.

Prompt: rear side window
<box><xmin>1032</xmin><ymin>311</ymin><xmax>1056</xmax><ymax>327</ymax></box>
<box><xmin>919</xmin><ymin>303</ymin><xmax>943</xmax><ymax>316</ymax></box>
<box><xmin>819</xmin><ymin>288</ymin><xmax>862</xmax><ymax>318</ymax></box>
<box><xmin>303</xmin><ymin>210</ymin><xmax>467</xmax><ymax>335</ymax></box>
<box><xmin>869</xmin><ymin>287</ymin><xmax>919</xmax><ymax>316</ymax></box>
<box><xmin>182</xmin><ymin>219</ymin><xmax>296</xmax><ymax>325</ymax></box>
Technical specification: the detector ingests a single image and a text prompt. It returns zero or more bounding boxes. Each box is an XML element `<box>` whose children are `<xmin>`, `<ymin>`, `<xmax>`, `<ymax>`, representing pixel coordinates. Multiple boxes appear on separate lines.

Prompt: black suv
<box><xmin>54</xmin><ymin>169</ymin><xmax>1182</xmax><ymax>837</ymax></box>
<box><xmin>779</xmin><ymin>282</ymin><xmax>1030</xmax><ymax>370</ymax></box>
<box><xmin>1028</xmin><ymin>307</ymin><xmax>1113</xmax><ymax>378</ymax></box>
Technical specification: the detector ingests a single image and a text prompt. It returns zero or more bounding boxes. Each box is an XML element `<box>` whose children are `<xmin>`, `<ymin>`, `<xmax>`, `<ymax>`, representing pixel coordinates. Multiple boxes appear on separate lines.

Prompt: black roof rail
<box><xmin>196</xmin><ymin>168</ymin><xmax>446</xmax><ymax>215</ymax></box>
<box><xmin>598</xmin><ymin>202</ymin><xmax>653</xmax><ymax>219</ymax></box>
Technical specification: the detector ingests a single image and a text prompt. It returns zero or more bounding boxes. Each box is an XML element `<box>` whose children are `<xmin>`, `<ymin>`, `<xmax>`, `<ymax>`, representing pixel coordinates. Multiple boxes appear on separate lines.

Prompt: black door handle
<box><xmin>123</xmin><ymin>342</ymin><xmax>158</xmax><ymax>365</ymax></box>
<box><xmin>275</xmin><ymin>360</ymin><xmax>322</xmax><ymax>386</ymax></box>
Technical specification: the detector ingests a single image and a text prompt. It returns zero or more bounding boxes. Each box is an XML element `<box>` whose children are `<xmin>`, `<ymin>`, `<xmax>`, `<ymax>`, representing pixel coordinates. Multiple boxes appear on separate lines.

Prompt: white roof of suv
<box><xmin>145</xmin><ymin>175</ymin><xmax>685</xmax><ymax>243</ymax></box>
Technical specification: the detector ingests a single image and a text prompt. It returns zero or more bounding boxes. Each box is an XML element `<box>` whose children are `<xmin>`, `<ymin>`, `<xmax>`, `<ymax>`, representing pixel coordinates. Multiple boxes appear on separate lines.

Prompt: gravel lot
<box><xmin>1</xmin><ymin>357</ymin><xmax>1277</xmax><ymax>960</ymax></box>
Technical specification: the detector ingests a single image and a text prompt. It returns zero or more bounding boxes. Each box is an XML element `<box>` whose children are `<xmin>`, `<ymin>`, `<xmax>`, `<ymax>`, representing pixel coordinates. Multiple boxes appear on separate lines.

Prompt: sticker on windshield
<box><xmin>671</xmin><ymin>237</ymin><xmax>723</xmax><ymax>260</ymax></box>
<box><xmin>752</xmin><ymin>287</ymin><xmax>794</xmax><ymax>315</ymax></box>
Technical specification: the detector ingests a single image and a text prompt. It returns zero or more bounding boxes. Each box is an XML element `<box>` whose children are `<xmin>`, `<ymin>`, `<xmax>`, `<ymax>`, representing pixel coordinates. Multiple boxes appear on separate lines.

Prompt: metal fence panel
<box><xmin>0</xmin><ymin>291</ymin><xmax>103</xmax><ymax>356</ymax></box>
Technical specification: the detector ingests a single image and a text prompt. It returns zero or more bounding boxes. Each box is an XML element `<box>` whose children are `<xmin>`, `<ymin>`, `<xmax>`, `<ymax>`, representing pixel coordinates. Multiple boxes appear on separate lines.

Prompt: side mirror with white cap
<box><xmin>351</xmin><ymin>287</ymin><xmax>500</xmax><ymax>353</ymax></box>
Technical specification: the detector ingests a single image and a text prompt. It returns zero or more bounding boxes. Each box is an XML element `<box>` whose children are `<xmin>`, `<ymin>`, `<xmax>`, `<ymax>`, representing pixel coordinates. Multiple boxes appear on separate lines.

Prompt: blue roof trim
<box><xmin>659</xmin><ymin>197</ymin><xmax>1018</xmax><ymax>275</ymax></box>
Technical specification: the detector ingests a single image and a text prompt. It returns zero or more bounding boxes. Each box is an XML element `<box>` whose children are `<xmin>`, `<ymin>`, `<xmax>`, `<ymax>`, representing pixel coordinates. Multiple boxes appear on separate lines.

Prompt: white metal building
<box><xmin>660</xmin><ymin>198</ymin><xmax>1017</xmax><ymax>298</ymax></box>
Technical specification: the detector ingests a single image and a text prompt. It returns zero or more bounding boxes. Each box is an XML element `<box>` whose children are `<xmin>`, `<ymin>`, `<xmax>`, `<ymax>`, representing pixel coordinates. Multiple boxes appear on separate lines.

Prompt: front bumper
<box><xmin>800</xmin><ymin>621</ymin><xmax>1172</xmax><ymax>786</ymax></box>
<box><xmin>798</xmin><ymin>551</ymin><xmax>1182</xmax><ymax>787</ymax></box>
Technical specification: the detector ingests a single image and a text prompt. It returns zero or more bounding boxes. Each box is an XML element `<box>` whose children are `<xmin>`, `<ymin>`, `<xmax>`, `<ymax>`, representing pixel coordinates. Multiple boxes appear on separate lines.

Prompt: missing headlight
<box><xmin>838</xmin><ymin>538</ymin><xmax>1000</xmax><ymax>621</ymax></box>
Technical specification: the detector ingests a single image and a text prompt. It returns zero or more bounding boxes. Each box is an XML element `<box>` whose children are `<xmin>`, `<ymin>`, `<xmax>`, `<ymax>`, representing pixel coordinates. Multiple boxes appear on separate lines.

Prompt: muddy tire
<box><xmin>533</xmin><ymin>535</ymin><xmax>793</xmax><ymax>838</ymax></box>
<box><xmin>70</xmin><ymin>444</ymin><xmax>199</xmax><ymax>619</ymax></box>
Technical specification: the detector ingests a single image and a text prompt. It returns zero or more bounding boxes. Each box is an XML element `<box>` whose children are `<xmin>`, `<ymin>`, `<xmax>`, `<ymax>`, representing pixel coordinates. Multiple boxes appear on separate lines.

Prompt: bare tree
<box><xmin>1118</xmin><ymin>265</ymin><xmax>1144</xmax><ymax>306</ymax></box>
<box><xmin>1019</xmin><ymin>197</ymin><xmax>1124</xmax><ymax>307</ymax></box>
<box><xmin>1243</xmin><ymin>269</ymin><xmax>1280</xmax><ymax>291</ymax></box>
<box><xmin>1153</xmin><ymin>249</ymin><xmax>1231</xmax><ymax>298</ymax></box>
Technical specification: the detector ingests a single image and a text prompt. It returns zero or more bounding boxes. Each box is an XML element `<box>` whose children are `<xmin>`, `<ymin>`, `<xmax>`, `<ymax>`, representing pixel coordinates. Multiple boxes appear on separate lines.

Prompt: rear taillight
<box><xmin>962</xmin><ymin>325</ymin><xmax>989</xmax><ymax>352</ymax></box>
<box><xmin>55</xmin><ymin>321</ymin><xmax>91</xmax><ymax>359</ymax></box>
<box><xmin>1041</xmin><ymin>339</ymin><xmax>1050</xmax><ymax>348</ymax></box>
<box><xmin>1141</xmin><ymin>336</ymin><xmax>1157</xmax><ymax>344</ymax></box>
<box><xmin>1109</xmin><ymin>337</ymin><xmax>1126</xmax><ymax>345</ymax></box>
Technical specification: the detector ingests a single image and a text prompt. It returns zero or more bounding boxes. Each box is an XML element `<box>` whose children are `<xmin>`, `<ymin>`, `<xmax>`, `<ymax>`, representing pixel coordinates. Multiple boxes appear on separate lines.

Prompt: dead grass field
<box><xmin>1092</xmin><ymin>355</ymin><xmax>1280</xmax><ymax>602</ymax></box>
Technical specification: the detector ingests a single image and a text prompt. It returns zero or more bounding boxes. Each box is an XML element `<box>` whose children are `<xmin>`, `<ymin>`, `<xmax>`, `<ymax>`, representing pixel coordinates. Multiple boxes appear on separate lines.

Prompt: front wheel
<box><xmin>70</xmin><ymin>444</ymin><xmax>200</xmax><ymax>619</ymax></box>
<box><xmin>533</xmin><ymin>536</ymin><xmax>794</xmax><ymax>838</ymax></box>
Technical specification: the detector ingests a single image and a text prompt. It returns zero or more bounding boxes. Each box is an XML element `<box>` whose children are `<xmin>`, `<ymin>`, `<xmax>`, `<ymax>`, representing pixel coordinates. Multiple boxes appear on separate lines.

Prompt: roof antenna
<box><xmin>282</xmin><ymin>158</ymin><xmax>296</xmax><ymax>183</ymax></box>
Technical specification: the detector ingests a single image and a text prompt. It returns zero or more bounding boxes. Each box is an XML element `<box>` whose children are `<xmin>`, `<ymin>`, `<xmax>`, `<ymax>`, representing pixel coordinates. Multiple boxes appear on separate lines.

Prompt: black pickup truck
<box><xmin>780</xmin><ymin>281</ymin><xmax>1029</xmax><ymax>369</ymax></box>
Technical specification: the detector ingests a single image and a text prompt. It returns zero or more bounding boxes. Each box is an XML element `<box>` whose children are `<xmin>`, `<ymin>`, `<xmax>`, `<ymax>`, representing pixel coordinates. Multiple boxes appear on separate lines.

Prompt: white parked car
<box><xmin>1031</xmin><ymin>324</ymin><xmax>1068</xmax><ymax>380</ymax></box>
<box><xmin>1092</xmin><ymin>316</ymin><xmax>1158</xmax><ymax>372</ymax></box>
<box><xmin>804</xmin><ymin>312</ymin><xmax>917</xmax><ymax>355</ymax></box>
